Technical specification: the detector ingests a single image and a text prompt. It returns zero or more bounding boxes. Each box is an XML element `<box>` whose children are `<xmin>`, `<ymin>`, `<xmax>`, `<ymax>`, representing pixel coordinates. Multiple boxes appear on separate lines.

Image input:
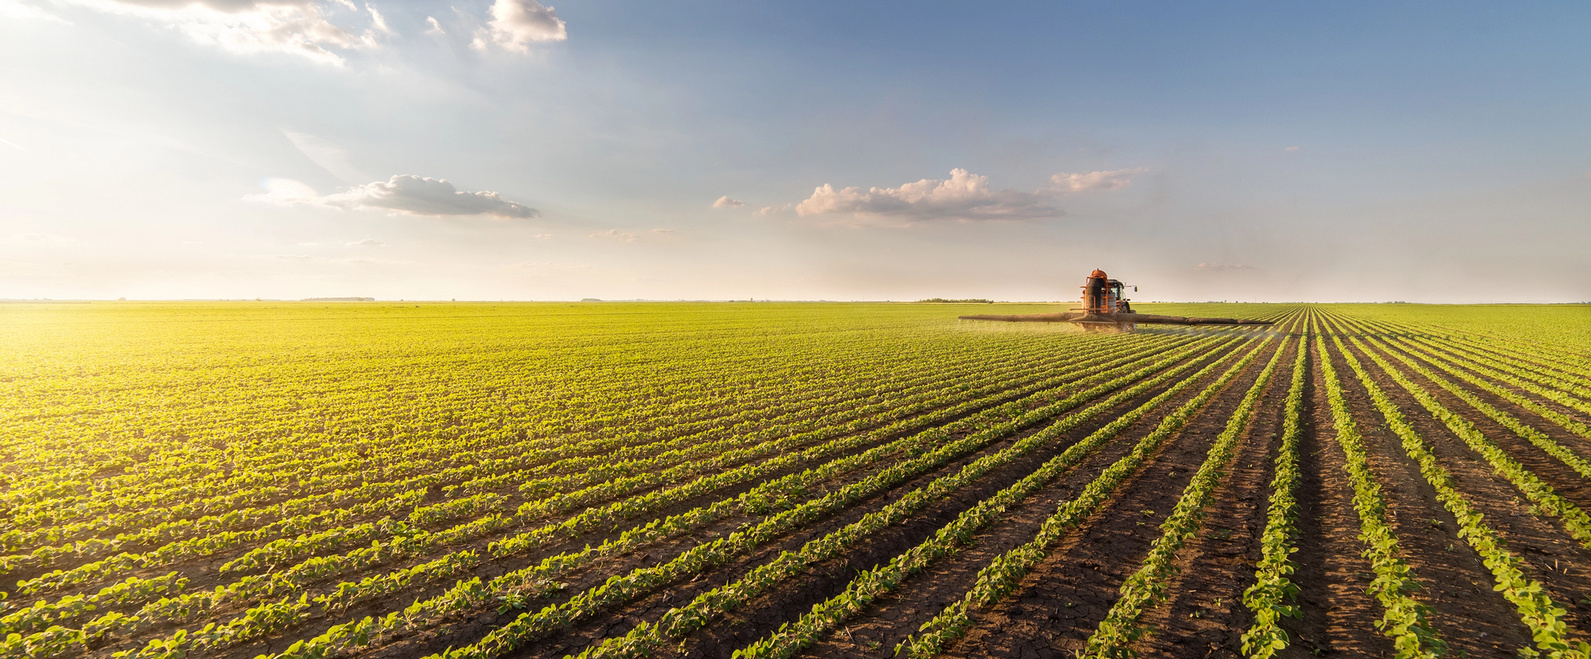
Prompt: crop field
<box><xmin>6</xmin><ymin>301</ymin><xmax>1591</xmax><ymax>659</ymax></box>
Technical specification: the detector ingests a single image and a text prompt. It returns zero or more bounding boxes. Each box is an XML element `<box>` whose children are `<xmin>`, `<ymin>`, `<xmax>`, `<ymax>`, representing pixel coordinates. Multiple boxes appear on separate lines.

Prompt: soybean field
<box><xmin>5</xmin><ymin>301</ymin><xmax>1591</xmax><ymax>658</ymax></box>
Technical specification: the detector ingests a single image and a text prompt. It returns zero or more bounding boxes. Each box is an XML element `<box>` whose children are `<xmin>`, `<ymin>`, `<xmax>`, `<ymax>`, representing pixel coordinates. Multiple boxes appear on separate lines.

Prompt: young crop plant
<box><xmin>36</xmin><ymin>302</ymin><xmax>1591</xmax><ymax>658</ymax></box>
<box><xmin>247</xmin><ymin>334</ymin><xmax>1232</xmax><ymax>659</ymax></box>
<box><xmin>111</xmin><ymin>337</ymin><xmax>1203</xmax><ymax>658</ymax></box>
<box><xmin>733</xmin><ymin>336</ymin><xmax>1288</xmax><ymax>659</ymax></box>
<box><xmin>429</xmin><ymin>339</ymin><xmax>1258</xmax><ymax>659</ymax></box>
<box><xmin>1338</xmin><ymin>332</ymin><xmax>1591</xmax><ymax>548</ymax></box>
<box><xmin>1315</xmin><ymin>332</ymin><xmax>1445</xmax><ymax>659</ymax></box>
<box><xmin>1241</xmin><ymin>328</ymin><xmax>1310</xmax><ymax>658</ymax></box>
<box><xmin>1080</xmin><ymin>337</ymin><xmax>1291</xmax><ymax>656</ymax></box>
<box><xmin>1388</xmin><ymin>332</ymin><xmax>1591</xmax><ymax>443</ymax></box>
<box><xmin>1333</xmin><ymin>332</ymin><xmax>1591</xmax><ymax>658</ymax></box>
<box><xmin>1352</xmin><ymin>330</ymin><xmax>1591</xmax><ymax>486</ymax></box>
<box><xmin>899</xmin><ymin>337</ymin><xmax>1273</xmax><ymax>659</ymax></box>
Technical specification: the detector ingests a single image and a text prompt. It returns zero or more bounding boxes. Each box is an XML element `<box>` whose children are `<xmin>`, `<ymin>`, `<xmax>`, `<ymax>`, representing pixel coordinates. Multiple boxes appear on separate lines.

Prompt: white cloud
<box><xmin>53</xmin><ymin>0</ymin><xmax>387</xmax><ymax>65</ymax></box>
<box><xmin>282</xmin><ymin>129</ymin><xmax>364</xmax><ymax>181</ymax></box>
<box><xmin>363</xmin><ymin>3</ymin><xmax>388</xmax><ymax>35</ymax></box>
<box><xmin>324</xmin><ymin>175</ymin><xmax>538</xmax><ymax>218</ymax></box>
<box><xmin>795</xmin><ymin>169</ymin><xmax>1059</xmax><ymax>223</ymax></box>
<box><xmin>474</xmin><ymin>0</ymin><xmax>566</xmax><ymax>52</ymax></box>
<box><xmin>590</xmin><ymin>229</ymin><xmax>637</xmax><ymax>242</ymax></box>
<box><xmin>347</xmin><ymin>238</ymin><xmax>385</xmax><ymax>247</ymax></box>
<box><xmin>424</xmin><ymin>15</ymin><xmax>444</xmax><ymax>35</ymax></box>
<box><xmin>1047</xmin><ymin>168</ymin><xmax>1146</xmax><ymax>194</ymax></box>
<box><xmin>712</xmin><ymin>196</ymin><xmax>744</xmax><ymax>208</ymax></box>
<box><xmin>247</xmin><ymin>175</ymin><xmax>539</xmax><ymax>219</ymax></box>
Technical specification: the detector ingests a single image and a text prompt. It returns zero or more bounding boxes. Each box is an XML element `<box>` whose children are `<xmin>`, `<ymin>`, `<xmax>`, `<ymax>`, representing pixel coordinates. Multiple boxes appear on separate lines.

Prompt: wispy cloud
<box><xmin>247</xmin><ymin>175</ymin><xmax>539</xmax><ymax>219</ymax></box>
<box><xmin>282</xmin><ymin>130</ymin><xmax>364</xmax><ymax>182</ymax></box>
<box><xmin>1286</xmin><ymin>146</ymin><xmax>1302</xmax><ymax>152</ymax></box>
<box><xmin>347</xmin><ymin>238</ymin><xmax>385</xmax><ymax>247</ymax></box>
<box><xmin>794</xmin><ymin>169</ymin><xmax>1060</xmax><ymax>224</ymax></box>
<box><xmin>590</xmin><ymin>229</ymin><xmax>637</xmax><ymax>242</ymax></box>
<box><xmin>57</xmin><ymin>0</ymin><xmax>390</xmax><ymax>65</ymax></box>
<box><xmin>712</xmin><ymin>196</ymin><xmax>744</xmax><ymax>208</ymax></box>
<box><xmin>1047</xmin><ymin>168</ymin><xmax>1146</xmax><ymax>194</ymax></box>
<box><xmin>1195</xmin><ymin>262</ymin><xmax>1253</xmax><ymax>272</ymax></box>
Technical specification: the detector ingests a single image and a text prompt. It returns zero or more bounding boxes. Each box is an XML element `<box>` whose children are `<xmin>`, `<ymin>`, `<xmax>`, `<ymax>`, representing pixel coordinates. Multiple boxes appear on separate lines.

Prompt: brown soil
<box><xmin>100</xmin><ymin>348</ymin><xmax>1107</xmax><ymax>659</ymax></box>
<box><xmin>1124</xmin><ymin>338</ymin><xmax>1299</xmax><ymax>657</ymax></box>
<box><xmin>96</xmin><ymin>319</ymin><xmax>1591</xmax><ymax>659</ymax></box>
<box><xmin>1348</xmin><ymin>338</ymin><xmax>1591</xmax><ymax>648</ymax></box>
<box><xmin>467</xmin><ymin>341</ymin><xmax>1251</xmax><ymax>659</ymax></box>
<box><xmin>1326</xmin><ymin>336</ymin><xmax>1532</xmax><ymax>656</ymax></box>
<box><xmin>211</xmin><ymin>356</ymin><xmax>1098</xmax><ymax>659</ymax></box>
<box><xmin>782</xmin><ymin>343</ymin><xmax>1268</xmax><ymax>659</ymax></box>
<box><xmin>916</xmin><ymin>340</ymin><xmax>1274</xmax><ymax>658</ymax></box>
<box><xmin>1379</xmin><ymin>335</ymin><xmax>1591</xmax><ymax>509</ymax></box>
<box><xmin>1406</xmin><ymin>336</ymin><xmax>1591</xmax><ymax>442</ymax></box>
<box><xmin>1263</xmin><ymin>337</ymin><xmax>1388</xmax><ymax>658</ymax></box>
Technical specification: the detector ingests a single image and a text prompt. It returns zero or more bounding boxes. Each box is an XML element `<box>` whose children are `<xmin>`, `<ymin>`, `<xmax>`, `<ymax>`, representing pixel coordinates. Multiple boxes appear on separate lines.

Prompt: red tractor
<box><xmin>960</xmin><ymin>269</ymin><xmax>1273</xmax><ymax>331</ymax></box>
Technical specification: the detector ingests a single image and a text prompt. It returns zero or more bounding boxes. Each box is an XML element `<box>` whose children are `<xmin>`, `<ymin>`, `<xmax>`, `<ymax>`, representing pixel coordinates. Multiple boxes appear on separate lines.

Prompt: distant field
<box><xmin>4</xmin><ymin>302</ymin><xmax>1591</xmax><ymax>658</ymax></box>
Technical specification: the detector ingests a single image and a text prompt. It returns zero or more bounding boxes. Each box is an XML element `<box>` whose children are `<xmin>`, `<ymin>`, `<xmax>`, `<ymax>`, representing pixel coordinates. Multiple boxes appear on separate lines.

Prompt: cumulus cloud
<box><xmin>54</xmin><ymin>0</ymin><xmax>388</xmax><ymax>64</ymax></box>
<box><xmin>247</xmin><ymin>175</ymin><xmax>539</xmax><ymax>219</ymax></box>
<box><xmin>474</xmin><ymin>0</ymin><xmax>565</xmax><ymax>52</ymax></box>
<box><xmin>1047</xmin><ymin>168</ymin><xmax>1146</xmax><ymax>194</ymax></box>
<box><xmin>712</xmin><ymin>196</ymin><xmax>744</xmax><ymax>208</ymax></box>
<box><xmin>795</xmin><ymin>169</ymin><xmax>1059</xmax><ymax>223</ymax></box>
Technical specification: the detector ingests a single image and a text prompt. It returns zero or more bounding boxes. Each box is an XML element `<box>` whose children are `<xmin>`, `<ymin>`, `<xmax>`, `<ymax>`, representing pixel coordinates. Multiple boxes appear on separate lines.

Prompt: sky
<box><xmin>2</xmin><ymin>1</ymin><xmax>1589</xmax><ymax>303</ymax></box>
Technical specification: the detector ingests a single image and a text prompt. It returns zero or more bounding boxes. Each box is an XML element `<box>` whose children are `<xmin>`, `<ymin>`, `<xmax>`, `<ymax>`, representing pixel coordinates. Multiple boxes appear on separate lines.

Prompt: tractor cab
<box><xmin>1080</xmin><ymin>269</ymin><xmax>1134</xmax><ymax>315</ymax></box>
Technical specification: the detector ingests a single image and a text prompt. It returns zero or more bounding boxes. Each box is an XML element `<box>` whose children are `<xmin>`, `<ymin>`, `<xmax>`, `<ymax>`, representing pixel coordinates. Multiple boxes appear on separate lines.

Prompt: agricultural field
<box><xmin>5</xmin><ymin>301</ymin><xmax>1591</xmax><ymax>658</ymax></box>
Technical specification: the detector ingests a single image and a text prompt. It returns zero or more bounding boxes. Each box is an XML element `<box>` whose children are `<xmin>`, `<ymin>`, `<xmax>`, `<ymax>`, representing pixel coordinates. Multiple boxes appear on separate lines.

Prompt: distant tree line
<box><xmin>917</xmin><ymin>298</ymin><xmax>994</xmax><ymax>304</ymax></box>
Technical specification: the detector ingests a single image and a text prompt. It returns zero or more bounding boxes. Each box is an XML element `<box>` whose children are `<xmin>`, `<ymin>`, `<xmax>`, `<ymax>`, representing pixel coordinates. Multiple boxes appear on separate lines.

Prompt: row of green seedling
<box><xmin>897</xmin><ymin>336</ymin><xmax>1272</xmax><ymax>658</ymax></box>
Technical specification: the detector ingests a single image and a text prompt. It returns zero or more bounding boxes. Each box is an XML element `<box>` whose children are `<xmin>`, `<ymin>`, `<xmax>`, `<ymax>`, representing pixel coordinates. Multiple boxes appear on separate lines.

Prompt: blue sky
<box><xmin>2</xmin><ymin>1</ymin><xmax>1588</xmax><ymax>301</ymax></box>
